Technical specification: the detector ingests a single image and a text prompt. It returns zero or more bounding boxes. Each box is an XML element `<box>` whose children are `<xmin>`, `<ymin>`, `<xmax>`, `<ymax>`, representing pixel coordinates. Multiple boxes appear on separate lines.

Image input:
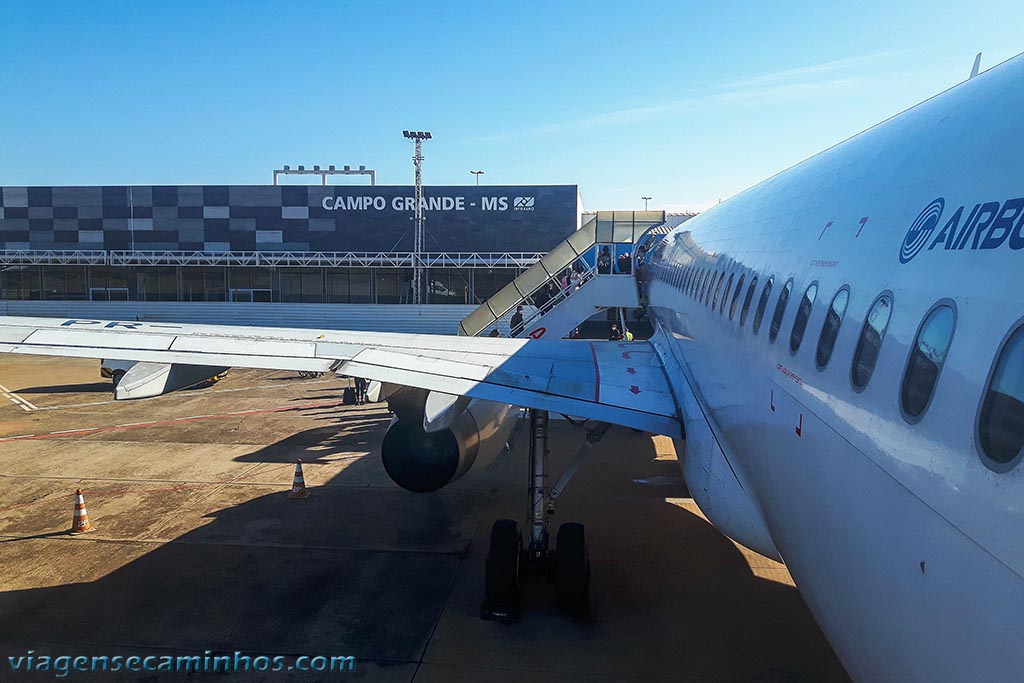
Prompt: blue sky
<box><xmin>1</xmin><ymin>1</ymin><xmax>1021</xmax><ymax>211</ymax></box>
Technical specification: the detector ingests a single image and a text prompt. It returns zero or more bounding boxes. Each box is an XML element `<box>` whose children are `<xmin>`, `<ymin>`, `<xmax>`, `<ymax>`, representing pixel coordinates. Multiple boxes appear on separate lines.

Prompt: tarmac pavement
<box><xmin>0</xmin><ymin>354</ymin><xmax>848</xmax><ymax>681</ymax></box>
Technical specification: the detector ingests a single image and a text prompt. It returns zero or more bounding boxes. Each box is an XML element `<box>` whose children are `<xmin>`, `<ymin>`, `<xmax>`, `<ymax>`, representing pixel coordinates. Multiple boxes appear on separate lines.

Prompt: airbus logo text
<box><xmin>900</xmin><ymin>196</ymin><xmax>1024</xmax><ymax>263</ymax></box>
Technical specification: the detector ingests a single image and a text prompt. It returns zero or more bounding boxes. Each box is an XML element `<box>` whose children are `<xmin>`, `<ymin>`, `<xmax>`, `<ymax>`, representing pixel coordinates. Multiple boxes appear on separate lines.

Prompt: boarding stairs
<box><xmin>458</xmin><ymin>211</ymin><xmax>665</xmax><ymax>339</ymax></box>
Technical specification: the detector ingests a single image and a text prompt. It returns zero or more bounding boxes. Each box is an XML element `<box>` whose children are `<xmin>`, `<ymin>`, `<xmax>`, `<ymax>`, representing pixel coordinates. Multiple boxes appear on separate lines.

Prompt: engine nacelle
<box><xmin>381</xmin><ymin>390</ymin><xmax>516</xmax><ymax>492</ymax></box>
<box><xmin>112</xmin><ymin>361</ymin><xmax>229</xmax><ymax>400</ymax></box>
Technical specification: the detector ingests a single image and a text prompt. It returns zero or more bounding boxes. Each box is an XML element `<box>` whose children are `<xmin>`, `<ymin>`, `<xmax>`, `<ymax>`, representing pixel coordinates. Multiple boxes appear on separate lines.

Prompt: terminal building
<box><xmin>0</xmin><ymin>184</ymin><xmax>582</xmax><ymax>306</ymax></box>
<box><xmin>0</xmin><ymin>183</ymin><xmax>687</xmax><ymax>334</ymax></box>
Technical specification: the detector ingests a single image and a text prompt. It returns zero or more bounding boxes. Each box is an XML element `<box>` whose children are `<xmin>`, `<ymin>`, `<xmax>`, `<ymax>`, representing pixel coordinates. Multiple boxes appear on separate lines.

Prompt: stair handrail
<box><xmin>512</xmin><ymin>265</ymin><xmax>599</xmax><ymax>336</ymax></box>
<box><xmin>459</xmin><ymin>212</ymin><xmax>665</xmax><ymax>336</ymax></box>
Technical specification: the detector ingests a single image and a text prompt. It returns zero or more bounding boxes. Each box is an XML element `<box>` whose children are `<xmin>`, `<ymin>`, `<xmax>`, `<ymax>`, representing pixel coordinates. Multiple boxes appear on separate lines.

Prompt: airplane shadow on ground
<box><xmin>17</xmin><ymin>381</ymin><xmax>113</xmax><ymax>394</ymax></box>
<box><xmin>232</xmin><ymin>418</ymin><xmax>391</xmax><ymax>465</ymax></box>
<box><xmin>0</xmin><ymin>411</ymin><xmax>848</xmax><ymax>682</ymax></box>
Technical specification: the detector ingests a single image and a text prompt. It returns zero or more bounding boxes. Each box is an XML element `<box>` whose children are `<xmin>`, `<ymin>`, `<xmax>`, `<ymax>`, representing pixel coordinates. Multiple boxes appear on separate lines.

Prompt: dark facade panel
<box><xmin>0</xmin><ymin>184</ymin><xmax>579</xmax><ymax>253</ymax></box>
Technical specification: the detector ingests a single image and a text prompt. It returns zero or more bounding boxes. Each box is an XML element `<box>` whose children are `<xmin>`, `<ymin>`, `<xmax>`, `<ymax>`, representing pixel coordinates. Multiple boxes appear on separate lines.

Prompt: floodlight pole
<box><xmin>642</xmin><ymin>196</ymin><xmax>652</xmax><ymax>210</ymax></box>
<box><xmin>404</xmin><ymin>130</ymin><xmax>432</xmax><ymax>305</ymax></box>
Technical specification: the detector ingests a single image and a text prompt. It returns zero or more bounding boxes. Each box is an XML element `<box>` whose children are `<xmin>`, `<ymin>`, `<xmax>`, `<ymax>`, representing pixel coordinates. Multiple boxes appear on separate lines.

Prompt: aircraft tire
<box><xmin>555</xmin><ymin>522</ymin><xmax>590</xmax><ymax>616</ymax></box>
<box><xmin>111</xmin><ymin>370</ymin><xmax>126</xmax><ymax>390</ymax></box>
<box><xmin>482</xmin><ymin>519</ymin><xmax>522</xmax><ymax>623</ymax></box>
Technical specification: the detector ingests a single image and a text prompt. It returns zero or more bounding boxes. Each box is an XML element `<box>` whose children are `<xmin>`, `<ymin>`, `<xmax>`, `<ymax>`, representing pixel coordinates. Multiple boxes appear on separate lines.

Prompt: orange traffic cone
<box><xmin>69</xmin><ymin>489</ymin><xmax>96</xmax><ymax>534</ymax></box>
<box><xmin>288</xmin><ymin>459</ymin><xmax>309</xmax><ymax>499</ymax></box>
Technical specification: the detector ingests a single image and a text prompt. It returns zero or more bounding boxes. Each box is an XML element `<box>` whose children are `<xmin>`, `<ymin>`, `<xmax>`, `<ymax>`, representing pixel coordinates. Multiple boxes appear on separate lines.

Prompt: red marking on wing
<box><xmin>622</xmin><ymin>351</ymin><xmax>632</xmax><ymax>359</ymax></box>
<box><xmin>626</xmin><ymin>367</ymin><xmax>637</xmax><ymax>375</ymax></box>
<box><xmin>629</xmin><ymin>385</ymin><xmax>641</xmax><ymax>395</ymax></box>
<box><xmin>795</xmin><ymin>413</ymin><xmax>803</xmax><ymax>437</ymax></box>
<box><xmin>528</xmin><ymin>327</ymin><xmax>546</xmax><ymax>339</ymax></box>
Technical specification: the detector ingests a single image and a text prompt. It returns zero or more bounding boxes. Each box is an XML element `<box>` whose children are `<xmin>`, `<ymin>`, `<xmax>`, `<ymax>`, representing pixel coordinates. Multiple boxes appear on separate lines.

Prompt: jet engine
<box><xmin>380</xmin><ymin>387</ymin><xmax>517</xmax><ymax>492</ymax></box>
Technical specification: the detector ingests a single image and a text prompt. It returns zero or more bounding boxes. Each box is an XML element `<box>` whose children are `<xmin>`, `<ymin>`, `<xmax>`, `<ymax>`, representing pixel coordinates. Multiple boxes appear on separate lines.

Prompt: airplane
<box><xmin>2</xmin><ymin>52</ymin><xmax>1023</xmax><ymax>681</ymax></box>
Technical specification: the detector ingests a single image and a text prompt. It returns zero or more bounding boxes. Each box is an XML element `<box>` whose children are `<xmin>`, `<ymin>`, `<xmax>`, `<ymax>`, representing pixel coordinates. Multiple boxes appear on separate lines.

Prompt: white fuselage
<box><xmin>644</xmin><ymin>56</ymin><xmax>1024</xmax><ymax>681</ymax></box>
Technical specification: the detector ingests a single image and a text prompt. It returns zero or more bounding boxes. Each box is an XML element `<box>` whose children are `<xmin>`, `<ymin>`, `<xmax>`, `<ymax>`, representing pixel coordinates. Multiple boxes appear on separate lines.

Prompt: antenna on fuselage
<box><xmin>969</xmin><ymin>52</ymin><xmax>982</xmax><ymax>79</ymax></box>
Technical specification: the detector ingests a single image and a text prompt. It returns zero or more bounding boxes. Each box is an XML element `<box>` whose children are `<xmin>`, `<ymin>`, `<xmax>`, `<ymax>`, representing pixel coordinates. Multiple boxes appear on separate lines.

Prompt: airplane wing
<box><xmin>0</xmin><ymin>316</ymin><xmax>682</xmax><ymax>437</ymax></box>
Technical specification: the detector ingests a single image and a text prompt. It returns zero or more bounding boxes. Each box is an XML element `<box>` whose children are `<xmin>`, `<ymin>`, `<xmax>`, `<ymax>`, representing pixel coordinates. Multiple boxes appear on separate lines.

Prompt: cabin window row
<box><xmin>666</xmin><ymin>261</ymin><xmax>1023</xmax><ymax>470</ymax></box>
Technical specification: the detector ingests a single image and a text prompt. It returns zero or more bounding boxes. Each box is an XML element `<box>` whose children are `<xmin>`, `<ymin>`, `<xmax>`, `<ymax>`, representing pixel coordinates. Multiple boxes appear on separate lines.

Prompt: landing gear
<box><xmin>481</xmin><ymin>409</ymin><xmax>603</xmax><ymax>622</ymax></box>
<box><xmin>554</xmin><ymin>522</ymin><xmax>590</xmax><ymax>615</ymax></box>
<box><xmin>481</xmin><ymin>519</ymin><xmax>522</xmax><ymax>623</ymax></box>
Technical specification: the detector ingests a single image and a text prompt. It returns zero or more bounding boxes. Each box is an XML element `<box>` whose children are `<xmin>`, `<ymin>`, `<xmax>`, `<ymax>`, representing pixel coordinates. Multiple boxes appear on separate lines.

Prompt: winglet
<box><xmin>969</xmin><ymin>52</ymin><xmax>982</xmax><ymax>79</ymax></box>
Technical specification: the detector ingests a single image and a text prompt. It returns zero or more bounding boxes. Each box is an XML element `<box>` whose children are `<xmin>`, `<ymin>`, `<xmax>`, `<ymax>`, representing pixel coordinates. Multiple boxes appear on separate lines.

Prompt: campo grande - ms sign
<box><xmin>321</xmin><ymin>195</ymin><xmax>535</xmax><ymax>211</ymax></box>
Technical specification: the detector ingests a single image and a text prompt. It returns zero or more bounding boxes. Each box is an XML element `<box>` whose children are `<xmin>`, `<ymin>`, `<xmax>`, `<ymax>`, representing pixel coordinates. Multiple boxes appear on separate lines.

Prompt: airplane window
<box><xmin>816</xmin><ymin>287</ymin><xmax>850</xmax><ymax>369</ymax></box>
<box><xmin>851</xmin><ymin>293</ymin><xmax>893</xmax><ymax>390</ymax></box>
<box><xmin>768</xmin><ymin>278</ymin><xmax>793</xmax><ymax>343</ymax></box>
<box><xmin>790</xmin><ymin>283</ymin><xmax>818</xmax><ymax>353</ymax></box>
<box><xmin>719</xmin><ymin>273</ymin><xmax>733</xmax><ymax>314</ymax></box>
<box><xmin>752</xmin><ymin>277</ymin><xmax>774</xmax><ymax>334</ymax></box>
<box><xmin>739</xmin><ymin>276</ymin><xmax>758</xmax><ymax>326</ymax></box>
<box><xmin>729</xmin><ymin>274</ymin><xmax>745</xmax><ymax>320</ymax></box>
<box><xmin>979</xmin><ymin>323</ymin><xmax>1024</xmax><ymax>466</ymax></box>
<box><xmin>901</xmin><ymin>303</ymin><xmax>956</xmax><ymax>421</ymax></box>
<box><xmin>711</xmin><ymin>271</ymin><xmax>725</xmax><ymax>309</ymax></box>
<box><xmin>705</xmin><ymin>272</ymin><xmax>719</xmax><ymax>306</ymax></box>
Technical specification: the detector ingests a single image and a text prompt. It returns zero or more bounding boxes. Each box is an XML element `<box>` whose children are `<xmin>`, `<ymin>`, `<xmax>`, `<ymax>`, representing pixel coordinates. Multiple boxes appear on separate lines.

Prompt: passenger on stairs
<box><xmin>510</xmin><ymin>305</ymin><xmax>525</xmax><ymax>337</ymax></box>
<box><xmin>617</xmin><ymin>251</ymin><xmax>631</xmax><ymax>274</ymax></box>
<box><xmin>597</xmin><ymin>246</ymin><xmax>612</xmax><ymax>274</ymax></box>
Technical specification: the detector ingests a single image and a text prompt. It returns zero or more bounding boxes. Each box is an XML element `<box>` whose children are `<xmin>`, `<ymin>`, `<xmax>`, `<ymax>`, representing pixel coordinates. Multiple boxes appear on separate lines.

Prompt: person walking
<box><xmin>510</xmin><ymin>305</ymin><xmax>525</xmax><ymax>337</ymax></box>
<box><xmin>546</xmin><ymin>280</ymin><xmax>559</xmax><ymax>303</ymax></box>
<box><xmin>609</xmin><ymin>323</ymin><xmax>624</xmax><ymax>341</ymax></box>
<box><xmin>354</xmin><ymin>376</ymin><xmax>369</xmax><ymax>405</ymax></box>
<box><xmin>597</xmin><ymin>246</ymin><xmax>612</xmax><ymax>274</ymax></box>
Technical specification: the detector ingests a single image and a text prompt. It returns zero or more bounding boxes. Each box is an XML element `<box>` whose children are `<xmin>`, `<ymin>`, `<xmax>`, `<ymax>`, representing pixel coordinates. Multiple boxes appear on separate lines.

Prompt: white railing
<box><xmin>0</xmin><ymin>250</ymin><xmax>107</xmax><ymax>265</ymax></box>
<box><xmin>513</xmin><ymin>266</ymin><xmax>599</xmax><ymax>335</ymax></box>
<box><xmin>108</xmin><ymin>251</ymin><xmax>544</xmax><ymax>268</ymax></box>
<box><xmin>0</xmin><ymin>250</ymin><xmax>544</xmax><ymax>268</ymax></box>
